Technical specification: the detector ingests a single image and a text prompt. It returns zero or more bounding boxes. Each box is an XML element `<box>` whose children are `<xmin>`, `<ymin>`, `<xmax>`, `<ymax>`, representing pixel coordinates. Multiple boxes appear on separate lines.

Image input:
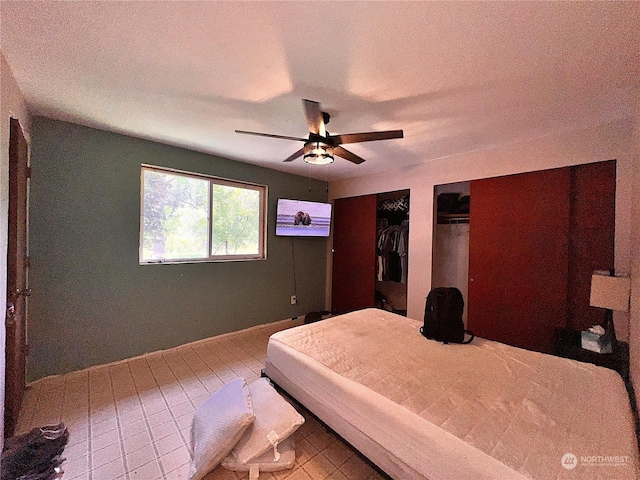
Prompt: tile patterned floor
<box><xmin>16</xmin><ymin>319</ymin><xmax>386</xmax><ymax>480</ymax></box>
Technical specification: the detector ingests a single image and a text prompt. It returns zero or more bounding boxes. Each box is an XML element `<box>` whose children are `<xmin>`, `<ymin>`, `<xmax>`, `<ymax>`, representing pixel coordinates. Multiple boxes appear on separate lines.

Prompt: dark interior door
<box><xmin>331</xmin><ymin>195</ymin><xmax>377</xmax><ymax>314</ymax></box>
<box><xmin>567</xmin><ymin>160</ymin><xmax>616</xmax><ymax>332</ymax></box>
<box><xmin>467</xmin><ymin>168</ymin><xmax>571</xmax><ymax>353</ymax></box>
<box><xmin>5</xmin><ymin>118</ymin><xmax>30</xmax><ymax>437</ymax></box>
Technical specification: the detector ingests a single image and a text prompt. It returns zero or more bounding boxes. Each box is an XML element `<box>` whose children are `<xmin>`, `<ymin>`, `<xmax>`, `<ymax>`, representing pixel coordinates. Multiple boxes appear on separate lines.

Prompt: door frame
<box><xmin>5</xmin><ymin>117</ymin><xmax>30</xmax><ymax>437</ymax></box>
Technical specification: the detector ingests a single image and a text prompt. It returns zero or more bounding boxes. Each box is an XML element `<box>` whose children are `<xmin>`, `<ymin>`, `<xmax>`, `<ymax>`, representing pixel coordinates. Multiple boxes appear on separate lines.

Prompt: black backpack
<box><xmin>420</xmin><ymin>287</ymin><xmax>474</xmax><ymax>344</ymax></box>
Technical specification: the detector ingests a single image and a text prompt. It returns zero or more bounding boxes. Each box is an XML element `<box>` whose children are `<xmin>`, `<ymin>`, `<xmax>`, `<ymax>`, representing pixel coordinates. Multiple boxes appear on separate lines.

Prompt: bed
<box><xmin>264</xmin><ymin>308</ymin><xmax>639</xmax><ymax>479</ymax></box>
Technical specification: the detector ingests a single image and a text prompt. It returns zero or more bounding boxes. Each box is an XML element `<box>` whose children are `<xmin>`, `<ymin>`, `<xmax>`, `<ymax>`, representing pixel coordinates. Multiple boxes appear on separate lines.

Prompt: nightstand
<box><xmin>552</xmin><ymin>329</ymin><xmax>629</xmax><ymax>382</ymax></box>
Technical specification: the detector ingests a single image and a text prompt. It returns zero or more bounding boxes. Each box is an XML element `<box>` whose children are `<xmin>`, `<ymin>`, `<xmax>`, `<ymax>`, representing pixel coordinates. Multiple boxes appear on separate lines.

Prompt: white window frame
<box><xmin>140</xmin><ymin>165</ymin><xmax>267</xmax><ymax>264</ymax></box>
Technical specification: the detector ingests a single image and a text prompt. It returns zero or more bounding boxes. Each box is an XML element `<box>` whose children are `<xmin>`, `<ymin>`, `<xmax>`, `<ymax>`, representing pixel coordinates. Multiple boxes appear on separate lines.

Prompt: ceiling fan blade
<box><xmin>283</xmin><ymin>147</ymin><xmax>304</xmax><ymax>163</ymax></box>
<box><xmin>303</xmin><ymin>99</ymin><xmax>326</xmax><ymax>137</ymax></box>
<box><xmin>235</xmin><ymin>130</ymin><xmax>307</xmax><ymax>142</ymax></box>
<box><xmin>334</xmin><ymin>146</ymin><xmax>366</xmax><ymax>165</ymax></box>
<box><xmin>330</xmin><ymin>130</ymin><xmax>404</xmax><ymax>145</ymax></box>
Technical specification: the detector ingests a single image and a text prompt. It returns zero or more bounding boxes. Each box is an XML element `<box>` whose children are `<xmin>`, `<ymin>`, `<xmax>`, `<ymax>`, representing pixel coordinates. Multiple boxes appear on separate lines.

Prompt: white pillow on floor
<box><xmin>189</xmin><ymin>377</ymin><xmax>255</xmax><ymax>480</ymax></box>
<box><xmin>231</xmin><ymin>378</ymin><xmax>304</xmax><ymax>465</ymax></box>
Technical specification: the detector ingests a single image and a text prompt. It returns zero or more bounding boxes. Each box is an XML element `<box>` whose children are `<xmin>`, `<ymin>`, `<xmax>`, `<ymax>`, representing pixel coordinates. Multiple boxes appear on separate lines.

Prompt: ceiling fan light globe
<box><xmin>304</xmin><ymin>155</ymin><xmax>334</xmax><ymax>165</ymax></box>
<box><xmin>303</xmin><ymin>142</ymin><xmax>334</xmax><ymax>165</ymax></box>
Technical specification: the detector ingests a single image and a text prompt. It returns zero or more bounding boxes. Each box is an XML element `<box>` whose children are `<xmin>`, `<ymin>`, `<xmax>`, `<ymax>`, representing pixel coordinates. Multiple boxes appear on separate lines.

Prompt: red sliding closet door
<box><xmin>331</xmin><ymin>195</ymin><xmax>377</xmax><ymax>314</ymax></box>
<box><xmin>567</xmin><ymin>160</ymin><xmax>615</xmax><ymax>332</ymax></box>
<box><xmin>467</xmin><ymin>168</ymin><xmax>571</xmax><ymax>353</ymax></box>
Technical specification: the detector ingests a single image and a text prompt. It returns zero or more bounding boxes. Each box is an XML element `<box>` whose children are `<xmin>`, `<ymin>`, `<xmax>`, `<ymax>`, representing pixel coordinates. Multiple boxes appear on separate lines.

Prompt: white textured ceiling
<box><xmin>1</xmin><ymin>1</ymin><xmax>638</xmax><ymax>181</ymax></box>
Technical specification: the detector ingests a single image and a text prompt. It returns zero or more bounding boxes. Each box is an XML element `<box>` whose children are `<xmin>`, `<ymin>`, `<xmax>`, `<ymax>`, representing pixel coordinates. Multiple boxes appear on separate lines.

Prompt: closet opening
<box><xmin>376</xmin><ymin>190</ymin><xmax>410</xmax><ymax>316</ymax></box>
<box><xmin>431</xmin><ymin>182</ymin><xmax>470</xmax><ymax>326</ymax></box>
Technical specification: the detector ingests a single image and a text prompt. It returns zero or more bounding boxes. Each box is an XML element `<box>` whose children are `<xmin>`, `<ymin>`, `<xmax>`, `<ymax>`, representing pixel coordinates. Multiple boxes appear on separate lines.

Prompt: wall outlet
<box><xmin>290</xmin><ymin>295</ymin><xmax>297</xmax><ymax>305</ymax></box>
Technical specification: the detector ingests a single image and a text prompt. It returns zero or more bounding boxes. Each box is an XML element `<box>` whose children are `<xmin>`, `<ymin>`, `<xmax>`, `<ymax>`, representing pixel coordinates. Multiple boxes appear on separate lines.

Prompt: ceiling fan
<box><xmin>235</xmin><ymin>99</ymin><xmax>404</xmax><ymax>165</ymax></box>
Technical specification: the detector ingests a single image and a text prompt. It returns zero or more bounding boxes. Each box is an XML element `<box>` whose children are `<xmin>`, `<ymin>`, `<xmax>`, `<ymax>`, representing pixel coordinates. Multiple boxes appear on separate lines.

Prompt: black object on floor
<box><xmin>1</xmin><ymin>423</ymin><xmax>68</xmax><ymax>480</ymax></box>
<box><xmin>304</xmin><ymin>311</ymin><xmax>332</xmax><ymax>324</ymax></box>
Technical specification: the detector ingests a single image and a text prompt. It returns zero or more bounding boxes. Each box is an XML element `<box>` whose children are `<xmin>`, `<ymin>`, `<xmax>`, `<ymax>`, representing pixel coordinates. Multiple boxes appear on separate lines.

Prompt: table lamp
<box><xmin>588</xmin><ymin>271</ymin><xmax>631</xmax><ymax>352</ymax></box>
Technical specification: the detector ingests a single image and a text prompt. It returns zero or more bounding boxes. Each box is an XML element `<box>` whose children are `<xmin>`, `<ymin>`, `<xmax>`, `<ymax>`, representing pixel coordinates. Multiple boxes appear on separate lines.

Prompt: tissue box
<box><xmin>581</xmin><ymin>330</ymin><xmax>612</xmax><ymax>354</ymax></box>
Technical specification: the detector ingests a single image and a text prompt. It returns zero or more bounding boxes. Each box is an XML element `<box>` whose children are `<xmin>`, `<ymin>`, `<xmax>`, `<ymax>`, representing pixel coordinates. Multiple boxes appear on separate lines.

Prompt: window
<box><xmin>140</xmin><ymin>165</ymin><xmax>266</xmax><ymax>263</ymax></box>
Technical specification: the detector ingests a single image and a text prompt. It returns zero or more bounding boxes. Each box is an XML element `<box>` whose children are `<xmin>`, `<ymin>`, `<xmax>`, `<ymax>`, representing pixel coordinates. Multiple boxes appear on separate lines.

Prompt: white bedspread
<box><xmin>266</xmin><ymin>309</ymin><xmax>639</xmax><ymax>479</ymax></box>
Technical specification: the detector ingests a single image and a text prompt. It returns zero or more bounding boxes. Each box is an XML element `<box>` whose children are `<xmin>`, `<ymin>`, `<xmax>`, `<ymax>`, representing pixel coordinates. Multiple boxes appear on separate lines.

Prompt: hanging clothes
<box><xmin>376</xmin><ymin>220</ymin><xmax>409</xmax><ymax>283</ymax></box>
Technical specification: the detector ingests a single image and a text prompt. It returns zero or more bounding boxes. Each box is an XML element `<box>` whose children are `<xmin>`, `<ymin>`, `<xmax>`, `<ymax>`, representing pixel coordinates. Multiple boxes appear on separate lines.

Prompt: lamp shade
<box><xmin>589</xmin><ymin>273</ymin><xmax>631</xmax><ymax>311</ymax></box>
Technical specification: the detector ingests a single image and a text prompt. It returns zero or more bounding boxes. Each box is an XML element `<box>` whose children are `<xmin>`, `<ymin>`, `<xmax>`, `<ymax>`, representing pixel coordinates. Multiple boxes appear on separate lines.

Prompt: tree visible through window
<box><xmin>141</xmin><ymin>166</ymin><xmax>266</xmax><ymax>262</ymax></box>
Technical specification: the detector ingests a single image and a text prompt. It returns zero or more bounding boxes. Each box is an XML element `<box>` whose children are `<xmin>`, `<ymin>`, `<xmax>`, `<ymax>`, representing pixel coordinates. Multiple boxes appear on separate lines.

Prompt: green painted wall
<box><xmin>28</xmin><ymin>117</ymin><xmax>328</xmax><ymax>381</ymax></box>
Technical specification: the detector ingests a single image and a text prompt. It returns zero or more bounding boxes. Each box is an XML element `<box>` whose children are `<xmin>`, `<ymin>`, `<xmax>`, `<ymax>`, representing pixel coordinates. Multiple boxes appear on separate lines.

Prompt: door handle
<box><xmin>15</xmin><ymin>288</ymin><xmax>31</xmax><ymax>297</ymax></box>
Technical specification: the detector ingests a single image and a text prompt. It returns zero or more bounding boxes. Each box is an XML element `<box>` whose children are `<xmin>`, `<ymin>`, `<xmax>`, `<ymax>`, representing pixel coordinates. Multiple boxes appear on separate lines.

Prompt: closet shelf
<box><xmin>437</xmin><ymin>213</ymin><xmax>469</xmax><ymax>225</ymax></box>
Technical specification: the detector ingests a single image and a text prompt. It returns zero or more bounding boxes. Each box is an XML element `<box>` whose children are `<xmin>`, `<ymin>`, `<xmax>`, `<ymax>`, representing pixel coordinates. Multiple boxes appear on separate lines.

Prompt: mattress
<box><xmin>265</xmin><ymin>308</ymin><xmax>639</xmax><ymax>480</ymax></box>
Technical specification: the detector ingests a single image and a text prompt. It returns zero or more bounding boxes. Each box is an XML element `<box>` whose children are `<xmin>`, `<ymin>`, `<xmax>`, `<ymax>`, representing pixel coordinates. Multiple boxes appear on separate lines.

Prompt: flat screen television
<box><xmin>276</xmin><ymin>198</ymin><xmax>332</xmax><ymax>237</ymax></box>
